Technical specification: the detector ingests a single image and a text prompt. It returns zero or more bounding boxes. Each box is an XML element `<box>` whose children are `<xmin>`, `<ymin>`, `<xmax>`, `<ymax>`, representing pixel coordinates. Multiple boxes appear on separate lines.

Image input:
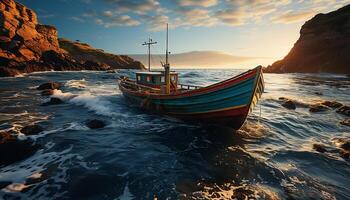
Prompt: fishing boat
<box><xmin>118</xmin><ymin>24</ymin><xmax>264</xmax><ymax>130</ymax></box>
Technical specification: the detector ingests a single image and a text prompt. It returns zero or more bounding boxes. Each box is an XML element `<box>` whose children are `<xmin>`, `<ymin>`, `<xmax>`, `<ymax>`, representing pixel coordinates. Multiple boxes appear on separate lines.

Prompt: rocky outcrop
<box><xmin>85</xmin><ymin>119</ymin><xmax>106</xmax><ymax>129</ymax></box>
<box><xmin>58</xmin><ymin>38</ymin><xmax>145</xmax><ymax>70</ymax></box>
<box><xmin>0</xmin><ymin>0</ymin><xmax>62</xmax><ymax>62</ymax></box>
<box><xmin>0</xmin><ymin>131</ymin><xmax>38</xmax><ymax>166</ymax></box>
<box><xmin>0</xmin><ymin>0</ymin><xmax>144</xmax><ymax>77</ymax></box>
<box><xmin>265</xmin><ymin>5</ymin><xmax>350</xmax><ymax>74</ymax></box>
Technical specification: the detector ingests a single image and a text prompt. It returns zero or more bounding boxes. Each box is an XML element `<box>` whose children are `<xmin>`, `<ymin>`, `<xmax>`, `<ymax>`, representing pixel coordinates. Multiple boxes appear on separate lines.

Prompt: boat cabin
<box><xmin>136</xmin><ymin>71</ymin><xmax>178</xmax><ymax>88</ymax></box>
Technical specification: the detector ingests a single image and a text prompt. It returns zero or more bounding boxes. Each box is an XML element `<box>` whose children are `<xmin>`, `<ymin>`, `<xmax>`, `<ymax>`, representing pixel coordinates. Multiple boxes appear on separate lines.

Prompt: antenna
<box><xmin>142</xmin><ymin>38</ymin><xmax>157</xmax><ymax>71</ymax></box>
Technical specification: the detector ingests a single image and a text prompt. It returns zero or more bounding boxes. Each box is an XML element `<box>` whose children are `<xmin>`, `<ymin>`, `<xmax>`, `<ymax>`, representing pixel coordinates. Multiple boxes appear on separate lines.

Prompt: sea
<box><xmin>0</xmin><ymin>69</ymin><xmax>349</xmax><ymax>200</ymax></box>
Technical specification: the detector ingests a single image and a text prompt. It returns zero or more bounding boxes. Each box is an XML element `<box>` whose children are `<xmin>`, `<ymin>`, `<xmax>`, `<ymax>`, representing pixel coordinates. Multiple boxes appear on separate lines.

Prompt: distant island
<box><xmin>265</xmin><ymin>4</ymin><xmax>350</xmax><ymax>74</ymax></box>
<box><xmin>129</xmin><ymin>51</ymin><xmax>258</xmax><ymax>68</ymax></box>
<box><xmin>0</xmin><ymin>0</ymin><xmax>145</xmax><ymax>77</ymax></box>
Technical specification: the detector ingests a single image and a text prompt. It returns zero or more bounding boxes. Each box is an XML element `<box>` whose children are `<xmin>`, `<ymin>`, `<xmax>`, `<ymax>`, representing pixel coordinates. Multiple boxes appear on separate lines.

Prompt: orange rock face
<box><xmin>265</xmin><ymin>5</ymin><xmax>350</xmax><ymax>74</ymax></box>
<box><xmin>0</xmin><ymin>0</ymin><xmax>62</xmax><ymax>62</ymax></box>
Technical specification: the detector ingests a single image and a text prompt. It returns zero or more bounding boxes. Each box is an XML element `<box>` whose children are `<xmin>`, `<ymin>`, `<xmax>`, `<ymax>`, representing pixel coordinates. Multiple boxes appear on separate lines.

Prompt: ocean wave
<box><xmin>65</xmin><ymin>79</ymin><xmax>87</xmax><ymax>89</ymax></box>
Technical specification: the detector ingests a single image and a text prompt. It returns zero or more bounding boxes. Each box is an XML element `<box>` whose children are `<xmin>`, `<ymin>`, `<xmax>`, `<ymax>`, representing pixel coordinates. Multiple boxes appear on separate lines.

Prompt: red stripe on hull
<box><xmin>166</xmin><ymin>106</ymin><xmax>250</xmax><ymax>130</ymax></box>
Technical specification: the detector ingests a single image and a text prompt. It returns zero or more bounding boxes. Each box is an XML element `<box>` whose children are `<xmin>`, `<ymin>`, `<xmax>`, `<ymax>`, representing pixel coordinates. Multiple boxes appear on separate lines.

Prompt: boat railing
<box><xmin>178</xmin><ymin>84</ymin><xmax>201</xmax><ymax>90</ymax></box>
<box><xmin>119</xmin><ymin>77</ymin><xmax>160</xmax><ymax>93</ymax></box>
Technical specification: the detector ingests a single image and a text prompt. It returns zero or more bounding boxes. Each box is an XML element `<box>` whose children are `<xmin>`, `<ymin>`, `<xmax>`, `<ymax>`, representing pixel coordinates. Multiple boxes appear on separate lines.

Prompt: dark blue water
<box><xmin>0</xmin><ymin>70</ymin><xmax>349</xmax><ymax>199</ymax></box>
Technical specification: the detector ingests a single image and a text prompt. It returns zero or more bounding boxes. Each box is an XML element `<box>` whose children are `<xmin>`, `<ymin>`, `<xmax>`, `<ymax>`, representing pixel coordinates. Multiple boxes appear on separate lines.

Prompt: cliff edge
<box><xmin>265</xmin><ymin>5</ymin><xmax>350</xmax><ymax>74</ymax></box>
<box><xmin>0</xmin><ymin>0</ymin><xmax>144</xmax><ymax>77</ymax></box>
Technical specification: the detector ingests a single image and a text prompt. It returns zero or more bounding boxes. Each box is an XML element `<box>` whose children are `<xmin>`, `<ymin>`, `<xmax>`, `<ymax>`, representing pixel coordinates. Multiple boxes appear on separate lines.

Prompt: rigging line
<box><xmin>151</xmin><ymin>45</ymin><xmax>165</xmax><ymax>66</ymax></box>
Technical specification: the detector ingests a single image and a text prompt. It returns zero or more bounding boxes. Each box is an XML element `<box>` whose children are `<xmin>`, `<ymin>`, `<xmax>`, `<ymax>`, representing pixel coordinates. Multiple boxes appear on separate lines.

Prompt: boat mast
<box><xmin>165</xmin><ymin>24</ymin><xmax>169</xmax><ymax>65</ymax></box>
<box><xmin>164</xmin><ymin>23</ymin><xmax>170</xmax><ymax>94</ymax></box>
<box><xmin>142</xmin><ymin>38</ymin><xmax>157</xmax><ymax>71</ymax></box>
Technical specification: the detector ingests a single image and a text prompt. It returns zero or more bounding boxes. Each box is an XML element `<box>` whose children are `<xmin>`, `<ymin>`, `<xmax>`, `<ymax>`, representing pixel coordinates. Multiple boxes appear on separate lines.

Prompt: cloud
<box><xmin>102</xmin><ymin>15</ymin><xmax>141</xmax><ymax>27</ymax></box>
<box><xmin>145</xmin><ymin>15</ymin><xmax>170</xmax><ymax>31</ymax></box>
<box><xmin>79</xmin><ymin>0</ymin><xmax>346</xmax><ymax>30</ymax></box>
<box><xmin>176</xmin><ymin>0</ymin><xmax>218</xmax><ymax>7</ymax></box>
<box><xmin>70</xmin><ymin>16</ymin><xmax>85</xmax><ymax>23</ymax></box>
<box><xmin>214</xmin><ymin>8</ymin><xmax>246</xmax><ymax>26</ymax></box>
<box><xmin>103</xmin><ymin>0</ymin><xmax>163</xmax><ymax>14</ymax></box>
<box><xmin>272</xmin><ymin>10</ymin><xmax>315</xmax><ymax>24</ymax></box>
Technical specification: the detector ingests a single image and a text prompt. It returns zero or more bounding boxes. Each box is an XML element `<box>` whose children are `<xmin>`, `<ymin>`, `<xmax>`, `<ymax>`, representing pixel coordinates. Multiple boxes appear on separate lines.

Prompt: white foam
<box><xmin>51</xmin><ymin>89</ymin><xmax>76</xmax><ymax>101</ymax></box>
<box><xmin>65</xmin><ymin>79</ymin><xmax>87</xmax><ymax>89</ymax></box>
<box><xmin>69</xmin><ymin>93</ymin><xmax>113</xmax><ymax>116</ymax></box>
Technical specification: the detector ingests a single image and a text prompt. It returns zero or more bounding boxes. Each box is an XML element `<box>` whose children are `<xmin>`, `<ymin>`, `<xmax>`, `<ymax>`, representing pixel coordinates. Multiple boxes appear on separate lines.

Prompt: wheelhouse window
<box><xmin>171</xmin><ymin>75</ymin><xmax>176</xmax><ymax>81</ymax></box>
<box><xmin>137</xmin><ymin>75</ymin><xmax>141</xmax><ymax>81</ymax></box>
<box><xmin>161</xmin><ymin>76</ymin><xmax>165</xmax><ymax>83</ymax></box>
<box><xmin>147</xmin><ymin>76</ymin><xmax>151</xmax><ymax>82</ymax></box>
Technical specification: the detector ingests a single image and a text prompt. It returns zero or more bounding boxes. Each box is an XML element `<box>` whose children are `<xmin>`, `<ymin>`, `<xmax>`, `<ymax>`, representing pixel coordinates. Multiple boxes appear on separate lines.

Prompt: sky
<box><xmin>17</xmin><ymin>0</ymin><xmax>350</xmax><ymax>68</ymax></box>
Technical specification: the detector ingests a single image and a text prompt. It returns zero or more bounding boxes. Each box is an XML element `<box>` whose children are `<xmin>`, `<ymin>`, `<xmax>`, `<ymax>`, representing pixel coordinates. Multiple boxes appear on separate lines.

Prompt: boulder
<box><xmin>321</xmin><ymin>101</ymin><xmax>343</xmax><ymax>109</ymax></box>
<box><xmin>0</xmin><ymin>131</ymin><xmax>38</xmax><ymax>166</ymax></box>
<box><xmin>37</xmin><ymin>82</ymin><xmax>60</xmax><ymax>90</ymax></box>
<box><xmin>340</xmin><ymin>150</ymin><xmax>350</xmax><ymax>160</ymax></box>
<box><xmin>313</xmin><ymin>144</ymin><xmax>327</xmax><ymax>153</ymax></box>
<box><xmin>20</xmin><ymin>124</ymin><xmax>43</xmax><ymax>135</ymax></box>
<box><xmin>0</xmin><ymin>66</ymin><xmax>20</xmax><ymax>76</ymax></box>
<box><xmin>106</xmin><ymin>70</ymin><xmax>115</xmax><ymax>73</ymax></box>
<box><xmin>41</xmin><ymin>89</ymin><xmax>54</xmax><ymax>96</ymax></box>
<box><xmin>282</xmin><ymin>100</ymin><xmax>296</xmax><ymax>110</ymax></box>
<box><xmin>41</xmin><ymin>97</ymin><xmax>63</xmax><ymax>106</ymax></box>
<box><xmin>340</xmin><ymin>119</ymin><xmax>350</xmax><ymax>127</ymax></box>
<box><xmin>0</xmin><ymin>181</ymin><xmax>12</xmax><ymax>190</ymax></box>
<box><xmin>309</xmin><ymin>104</ymin><xmax>330</xmax><ymax>113</ymax></box>
<box><xmin>336</xmin><ymin>106</ymin><xmax>350</xmax><ymax>117</ymax></box>
<box><xmin>340</xmin><ymin>140</ymin><xmax>350</xmax><ymax>151</ymax></box>
<box><xmin>85</xmin><ymin>119</ymin><xmax>106</xmax><ymax>129</ymax></box>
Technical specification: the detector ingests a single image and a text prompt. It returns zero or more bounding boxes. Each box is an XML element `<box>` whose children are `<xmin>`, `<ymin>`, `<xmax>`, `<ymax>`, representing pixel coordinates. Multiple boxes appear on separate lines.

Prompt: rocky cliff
<box><xmin>59</xmin><ymin>39</ymin><xmax>144</xmax><ymax>70</ymax></box>
<box><xmin>0</xmin><ymin>0</ymin><xmax>144</xmax><ymax>77</ymax></box>
<box><xmin>265</xmin><ymin>5</ymin><xmax>350</xmax><ymax>74</ymax></box>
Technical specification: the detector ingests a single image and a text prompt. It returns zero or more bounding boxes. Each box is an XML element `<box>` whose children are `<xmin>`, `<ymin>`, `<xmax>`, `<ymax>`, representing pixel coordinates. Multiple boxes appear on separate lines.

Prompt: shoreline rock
<box><xmin>309</xmin><ymin>104</ymin><xmax>330</xmax><ymax>113</ymax></box>
<box><xmin>0</xmin><ymin>131</ymin><xmax>38</xmax><ymax>166</ymax></box>
<box><xmin>336</xmin><ymin>106</ymin><xmax>350</xmax><ymax>117</ymax></box>
<box><xmin>20</xmin><ymin>124</ymin><xmax>43</xmax><ymax>135</ymax></box>
<box><xmin>85</xmin><ymin>119</ymin><xmax>106</xmax><ymax>129</ymax></box>
<box><xmin>37</xmin><ymin>82</ymin><xmax>61</xmax><ymax>90</ymax></box>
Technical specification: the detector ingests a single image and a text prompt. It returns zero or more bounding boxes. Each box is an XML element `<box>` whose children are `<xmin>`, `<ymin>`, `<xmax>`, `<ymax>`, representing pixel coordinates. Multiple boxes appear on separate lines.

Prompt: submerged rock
<box><xmin>41</xmin><ymin>89</ymin><xmax>54</xmax><ymax>96</ymax></box>
<box><xmin>85</xmin><ymin>119</ymin><xmax>106</xmax><ymax>129</ymax></box>
<box><xmin>282</xmin><ymin>100</ymin><xmax>296</xmax><ymax>110</ymax></box>
<box><xmin>313</xmin><ymin>144</ymin><xmax>327</xmax><ymax>153</ymax></box>
<box><xmin>0</xmin><ymin>131</ymin><xmax>38</xmax><ymax>166</ymax></box>
<box><xmin>309</xmin><ymin>104</ymin><xmax>330</xmax><ymax>113</ymax></box>
<box><xmin>321</xmin><ymin>101</ymin><xmax>343</xmax><ymax>109</ymax></box>
<box><xmin>41</xmin><ymin>97</ymin><xmax>63</xmax><ymax>106</ymax></box>
<box><xmin>0</xmin><ymin>181</ymin><xmax>12</xmax><ymax>190</ymax></box>
<box><xmin>336</xmin><ymin>106</ymin><xmax>350</xmax><ymax>117</ymax></box>
<box><xmin>37</xmin><ymin>82</ymin><xmax>60</xmax><ymax>90</ymax></box>
<box><xmin>340</xmin><ymin>140</ymin><xmax>350</xmax><ymax>152</ymax></box>
<box><xmin>106</xmin><ymin>70</ymin><xmax>115</xmax><ymax>73</ymax></box>
<box><xmin>20</xmin><ymin>124</ymin><xmax>43</xmax><ymax>135</ymax></box>
<box><xmin>340</xmin><ymin>119</ymin><xmax>350</xmax><ymax>127</ymax></box>
<box><xmin>340</xmin><ymin>150</ymin><xmax>350</xmax><ymax>160</ymax></box>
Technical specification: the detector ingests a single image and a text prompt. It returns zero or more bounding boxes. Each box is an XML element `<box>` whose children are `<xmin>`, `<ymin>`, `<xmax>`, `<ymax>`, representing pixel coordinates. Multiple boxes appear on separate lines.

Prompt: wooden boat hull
<box><xmin>118</xmin><ymin>66</ymin><xmax>264</xmax><ymax>130</ymax></box>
